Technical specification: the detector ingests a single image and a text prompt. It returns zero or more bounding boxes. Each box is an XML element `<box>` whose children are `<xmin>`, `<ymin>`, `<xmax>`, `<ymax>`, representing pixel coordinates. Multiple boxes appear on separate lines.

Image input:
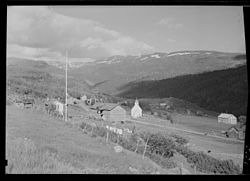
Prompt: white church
<box><xmin>131</xmin><ymin>99</ymin><xmax>142</xmax><ymax>118</ymax></box>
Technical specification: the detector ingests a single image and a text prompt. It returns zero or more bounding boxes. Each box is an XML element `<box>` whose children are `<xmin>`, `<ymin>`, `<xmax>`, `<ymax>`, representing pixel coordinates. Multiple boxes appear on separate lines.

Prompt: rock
<box><xmin>129</xmin><ymin>166</ymin><xmax>139</xmax><ymax>174</ymax></box>
<box><xmin>114</xmin><ymin>145</ymin><xmax>123</xmax><ymax>153</ymax></box>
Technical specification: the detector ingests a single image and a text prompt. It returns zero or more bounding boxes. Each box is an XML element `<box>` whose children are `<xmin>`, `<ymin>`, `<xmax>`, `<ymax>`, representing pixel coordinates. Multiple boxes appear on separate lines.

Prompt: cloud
<box><xmin>7</xmin><ymin>6</ymin><xmax>154</xmax><ymax>61</ymax></box>
<box><xmin>167</xmin><ymin>38</ymin><xmax>176</xmax><ymax>43</ymax></box>
<box><xmin>157</xmin><ymin>17</ymin><xmax>183</xmax><ymax>29</ymax></box>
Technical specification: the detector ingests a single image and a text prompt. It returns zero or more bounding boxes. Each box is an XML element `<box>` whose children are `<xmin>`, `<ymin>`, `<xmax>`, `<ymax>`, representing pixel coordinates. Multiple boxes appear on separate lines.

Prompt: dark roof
<box><xmin>228</xmin><ymin>124</ymin><xmax>246</xmax><ymax>132</ymax></box>
<box><xmin>91</xmin><ymin>103</ymin><xmax>121</xmax><ymax>111</ymax></box>
<box><xmin>228</xmin><ymin>127</ymin><xmax>239</xmax><ymax>132</ymax></box>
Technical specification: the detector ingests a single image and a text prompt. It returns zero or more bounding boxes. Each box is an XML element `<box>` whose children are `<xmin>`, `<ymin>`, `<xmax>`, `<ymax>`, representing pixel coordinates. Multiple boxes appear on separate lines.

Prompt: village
<box><xmin>7</xmin><ymin>91</ymin><xmax>246</xmax><ymax>143</ymax></box>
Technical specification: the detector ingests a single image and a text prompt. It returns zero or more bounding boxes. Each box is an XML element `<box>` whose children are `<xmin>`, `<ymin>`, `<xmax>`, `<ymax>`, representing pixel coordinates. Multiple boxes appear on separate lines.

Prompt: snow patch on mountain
<box><xmin>140</xmin><ymin>57</ymin><xmax>148</xmax><ymax>61</ymax></box>
<box><xmin>151</xmin><ymin>54</ymin><xmax>161</xmax><ymax>58</ymax></box>
<box><xmin>167</xmin><ymin>52</ymin><xmax>200</xmax><ymax>57</ymax></box>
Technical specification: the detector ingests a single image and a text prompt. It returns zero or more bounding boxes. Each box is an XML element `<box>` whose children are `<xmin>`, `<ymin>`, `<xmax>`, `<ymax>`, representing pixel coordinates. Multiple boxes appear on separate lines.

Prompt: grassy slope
<box><xmin>7</xmin><ymin>58</ymin><xmax>91</xmax><ymax>99</ymax></box>
<box><xmin>6</xmin><ymin>105</ymin><xmax>169</xmax><ymax>174</ymax></box>
<box><xmin>119</xmin><ymin>65</ymin><xmax>248</xmax><ymax>116</ymax></box>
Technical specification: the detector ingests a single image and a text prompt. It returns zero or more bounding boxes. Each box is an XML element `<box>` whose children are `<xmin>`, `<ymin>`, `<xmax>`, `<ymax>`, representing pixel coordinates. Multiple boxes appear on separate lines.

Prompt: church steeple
<box><xmin>135</xmin><ymin>98</ymin><xmax>139</xmax><ymax>105</ymax></box>
<box><xmin>131</xmin><ymin>98</ymin><xmax>142</xmax><ymax>119</ymax></box>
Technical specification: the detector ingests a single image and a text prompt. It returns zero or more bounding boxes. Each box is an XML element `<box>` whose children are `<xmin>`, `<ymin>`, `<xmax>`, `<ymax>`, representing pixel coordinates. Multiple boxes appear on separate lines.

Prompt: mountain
<box><xmin>118</xmin><ymin>65</ymin><xmax>248</xmax><ymax>117</ymax></box>
<box><xmin>69</xmin><ymin>51</ymin><xmax>246</xmax><ymax>95</ymax></box>
<box><xmin>45</xmin><ymin>60</ymin><xmax>89</xmax><ymax>69</ymax></box>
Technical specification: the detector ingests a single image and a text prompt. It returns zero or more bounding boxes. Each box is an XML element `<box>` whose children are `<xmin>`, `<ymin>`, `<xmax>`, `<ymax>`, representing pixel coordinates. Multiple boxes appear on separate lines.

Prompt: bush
<box><xmin>147</xmin><ymin>153</ymin><xmax>177</xmax><ymax>169</ymax></box>
<box><xmin>93</xmin><ymin>126</ymin><xmax>107</xmax><ymax>137</ymax></box>
<box><xmin>139</xmin><ymin>132</ymin><xmax>176</xmax><ymax>158</ymax></box>
<box><xmin>170</xmin><ymin>134</ymin><xmax>188</xmax><ymax>146</ymax></box>
<box><xmin>175</xmin><ymin>145</ymin><xmax>241</xmax><ymax>174</ymax></box>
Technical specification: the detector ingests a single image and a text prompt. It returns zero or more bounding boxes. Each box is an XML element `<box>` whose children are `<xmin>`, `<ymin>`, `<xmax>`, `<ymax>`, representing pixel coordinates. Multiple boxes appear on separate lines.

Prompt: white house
<box><xmin>218</xmin><ymin>113</ymin><xmax>237</xmax><ymax>125</ymax></box>
<box><xmin>131</xmin><ymin>99</ymin><xmax>142</xmax><ymax>119</ymax></box>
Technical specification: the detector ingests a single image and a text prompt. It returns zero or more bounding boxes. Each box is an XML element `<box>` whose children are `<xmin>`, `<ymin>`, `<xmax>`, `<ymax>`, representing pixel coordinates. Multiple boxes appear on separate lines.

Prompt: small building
<box><xmin>23</xmin><ymin>98</ymin><xmax>35</xmax><ymax>108</ymax></box>
<box><xmin>131</xmin><ymin>99</ymin><xmax>142</xmax><ymax>119</ymax></box>
<box><xmin>81</xmin><ymin>95</ymin><xmax>87</xmax><ymax>101</ymax></box>
<box><xmin>160</xmin><ymin>103</ymin><xmax>167</xmax><ymax>107</ymax></box>
<box><xmin>94</xmin><ymin>103</ymin><xmax>127</xmax><ymax>123</ymax></box>
<box><xmin>226</xmin><ymin>127</ymin><xmax>239</xmax><ymax>138</ymax></box>
<box><xmin>226</xmin><ymin>125</ymin><xmax>245</xmax><ymax>140</ymax></box>
<box><xmin>67</xmin><ymin>96</ymin><xmax>79</xmax><ymax>105</ymax></box>
<box><xmin>218</xmin><ymin>113</ymin><xmax>237</xmax><ymax>125</ymax></box>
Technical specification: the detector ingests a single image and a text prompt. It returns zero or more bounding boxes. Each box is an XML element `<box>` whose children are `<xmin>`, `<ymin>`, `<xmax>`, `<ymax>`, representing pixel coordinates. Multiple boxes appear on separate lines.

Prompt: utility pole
<box><xmin>65</xmin><ymin>50</ymin><xmax>68</xmax><ymax>122</ymax></box>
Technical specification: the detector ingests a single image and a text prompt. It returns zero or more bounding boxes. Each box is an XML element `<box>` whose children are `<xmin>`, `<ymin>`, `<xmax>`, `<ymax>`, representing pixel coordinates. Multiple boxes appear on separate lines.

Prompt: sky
<box><xmin>7</xmin><ymin>6</ymin><xmax>246</xmax><ymax>62</ymax></box>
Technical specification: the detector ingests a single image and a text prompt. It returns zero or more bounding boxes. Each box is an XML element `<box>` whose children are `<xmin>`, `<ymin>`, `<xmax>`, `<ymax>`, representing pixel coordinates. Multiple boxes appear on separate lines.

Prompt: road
<box><xmin>130</xmin><ymin>118</ymin><xmax>244</xmax><ymax>144</ymax></box>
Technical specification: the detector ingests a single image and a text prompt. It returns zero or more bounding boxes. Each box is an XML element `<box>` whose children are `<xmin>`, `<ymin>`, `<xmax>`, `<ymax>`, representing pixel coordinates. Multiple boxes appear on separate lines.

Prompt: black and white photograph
<box><xmin>6</xmin><ymin>5</ymin><xmax>248</xmax><ymax>174</ymax></box>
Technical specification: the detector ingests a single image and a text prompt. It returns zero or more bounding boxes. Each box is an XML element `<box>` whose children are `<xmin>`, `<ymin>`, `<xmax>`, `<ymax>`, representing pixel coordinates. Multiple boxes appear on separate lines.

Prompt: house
<box><xmin>131</xmin><ymin>99</ymin><xmax>142</xmax><ymax>119</ymax></box>
<box><xmin>94</xmin><ymin>103</ymin><xmax>127</xmax><ymax>123</ymax></box>
<box><xmin>218</xmin><ymin>113</ymin><xmax>237</xmax><ymax>124</ymax></box>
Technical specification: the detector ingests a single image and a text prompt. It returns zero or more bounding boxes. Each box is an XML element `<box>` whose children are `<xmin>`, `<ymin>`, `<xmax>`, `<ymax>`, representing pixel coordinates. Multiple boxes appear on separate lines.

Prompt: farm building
<box><xmin>93</xmin><ymin>103</ymin><xmax>127</xmax><ymax>123</ymax></box>
<box><xmin>131</xmin><ymin>99</ymin><xmax>142</xmax><ymax>119</ymax></box>
<box><xmin>218</xmin><ymin>113</ymin><xmax>237</xmax><ymax>125</ymax></box>
<box><xmin>226</xmin><ymin>127</ymin><xmax>239</xmax><ymax>138</ymax></box>
<box><xmin>226</xmin><ymin>125</ymin><xmax>245</xmax><ymax>140</ymax></box>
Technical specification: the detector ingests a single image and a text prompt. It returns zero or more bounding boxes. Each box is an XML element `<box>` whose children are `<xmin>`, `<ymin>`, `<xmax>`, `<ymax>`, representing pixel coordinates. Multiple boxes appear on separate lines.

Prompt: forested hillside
<box><xmin>119</xmin><ymin>65</ymin><xmax>248</xmax><ymax>116</ymax></box>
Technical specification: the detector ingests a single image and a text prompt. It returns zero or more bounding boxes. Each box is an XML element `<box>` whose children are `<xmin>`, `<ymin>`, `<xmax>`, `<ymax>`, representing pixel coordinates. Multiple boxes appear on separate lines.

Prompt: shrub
<box><xmin>175</xmin><ymin>145</ymin><xmax>241</xmax><ymax>174</ymax></box>
<box><xmin>170</xmin><ymin>134</ymin><xmax>188</xmax><ymax>146</ymax></box>
<box><xmin>93</xmin><ymin>126</ymin><xmax>107</xmax><ymax>137</ymax></box>
<box><xmin>139</xmin><ymin>132</ymin><xmax>176</xmax><ymax>158</ymax></box>
<box><xmin>147</xmin><ymin>153</ymin><xmax>177</xmax><ymax>169</ymax></box>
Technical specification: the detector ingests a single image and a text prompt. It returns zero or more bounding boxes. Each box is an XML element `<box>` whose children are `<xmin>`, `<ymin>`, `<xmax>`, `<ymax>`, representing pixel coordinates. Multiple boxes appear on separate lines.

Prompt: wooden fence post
<box><xmin>117</xmin><ymin>134</ymin><xmax>119</xmax><ymax>145</ymax></box>
<box><xmin>106</xmin><ymin>131</ymin><xmax>109</xmax><ymax>144</ymax></box>
<box><xmin>91</xmin><ymin>125</ymin><xmax>94</xmax><ymax>135</ymax></box>
<box><xmin>142</xmin><ymin>136</ymin><xmax>149</xmax><ymax>159</ymax></box>
<box><xmin>134</xmin><ymin>139</ymin><xmax>139</xmax><ymax>153</ymax></box>
<box><xmin>179</xmin><ymin>163</ymin><xmax>183</xmax><ymax>175</ymax></box>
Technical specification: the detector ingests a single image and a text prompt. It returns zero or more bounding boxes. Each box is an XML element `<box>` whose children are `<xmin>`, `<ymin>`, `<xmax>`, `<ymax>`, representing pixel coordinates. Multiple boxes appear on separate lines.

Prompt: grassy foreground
<box><xmin>6</xmin><ymin>105</ymin><xmax>169</xmax><ymax>174</ymax></box>
<box><xmin>6</xmin><ymin>137</ymin><xmax>86</xmax><ymax>174</ymax></box>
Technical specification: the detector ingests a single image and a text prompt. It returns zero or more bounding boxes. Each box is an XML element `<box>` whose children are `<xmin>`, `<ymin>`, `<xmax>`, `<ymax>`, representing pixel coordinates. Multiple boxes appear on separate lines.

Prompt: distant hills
<box><xmin>118</xmin><ymin>65</ymin><xmax>248</xmax><ymax>117</ymax></box>
<box><xmin>6</xmin><ymin>50</ymin><xmax>247</xmax><ymax>116</ymax></box>
<box><xmin>69</xmin><ymin>51</ymin><xmax>246</xmax><ymax>94</ymax></box>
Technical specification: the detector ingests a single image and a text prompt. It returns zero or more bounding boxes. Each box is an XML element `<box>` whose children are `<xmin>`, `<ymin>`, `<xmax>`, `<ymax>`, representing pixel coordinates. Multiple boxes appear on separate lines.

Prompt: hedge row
<box><xmin>175</xmin><ymin>145</ymin><xmax>241</xmax><ymax>174</ymax></box>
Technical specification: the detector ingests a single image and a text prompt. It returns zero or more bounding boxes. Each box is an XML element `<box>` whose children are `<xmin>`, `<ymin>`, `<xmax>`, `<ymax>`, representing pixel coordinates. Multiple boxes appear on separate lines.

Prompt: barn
<box><xmin>218</xmin><ymin>113</ymin><xmax>237</xmax><ymax>125</ymax></box>
<box><xmin>94</xmin><ymin>103</ymin><xmax>127</xmax><ymax>123</ymax></box>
